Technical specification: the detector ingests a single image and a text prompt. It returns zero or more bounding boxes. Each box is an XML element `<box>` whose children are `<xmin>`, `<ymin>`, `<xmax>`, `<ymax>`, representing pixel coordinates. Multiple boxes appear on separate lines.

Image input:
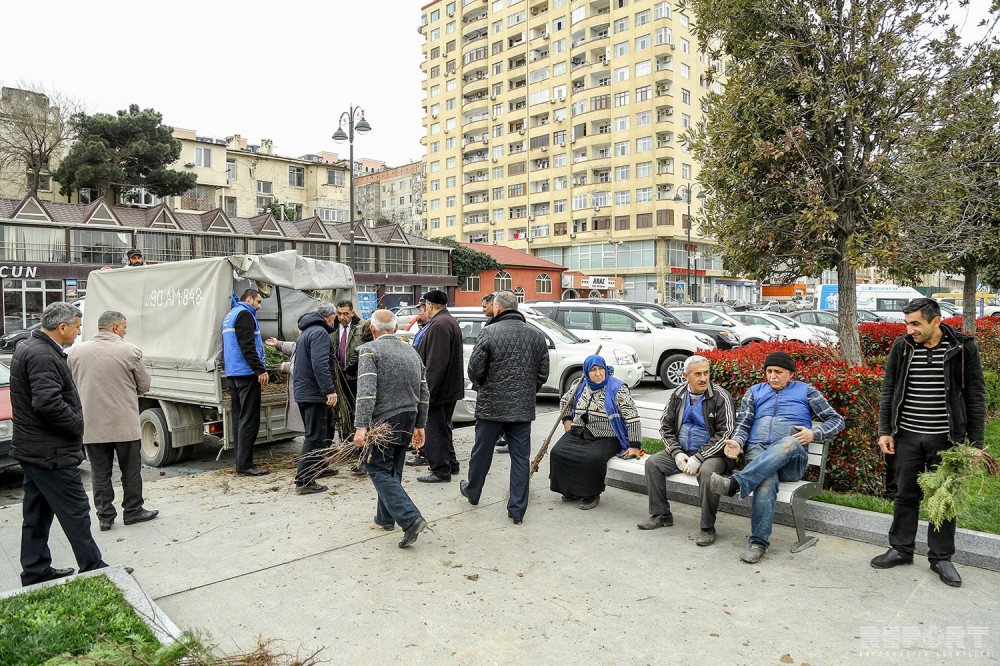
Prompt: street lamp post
<box><xmin>673</xmin><ymin>185</ymin><xmax>705</xmax><ymax>304</ymax></box>
<box><xmin>332</xmin><ymin>105</ymin><xmax>372</xmax><ymax>270</ymax></box>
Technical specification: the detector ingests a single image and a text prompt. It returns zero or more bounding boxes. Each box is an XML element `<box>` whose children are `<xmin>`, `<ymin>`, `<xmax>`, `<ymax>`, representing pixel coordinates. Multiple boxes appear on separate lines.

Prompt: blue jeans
<box><xmin>467</xmin><ymin>420</ymin><xmax>532</xmax><ymax>521</ymax></box>
<box><xmin>734</xmin><ymin>437</ymin><xmax>808</xmax><ymax>549</ymax></box>
<box><xmin>364</xmin><ymin>411</ymin><xmax>422</xmax><ymax>531</ymax></box>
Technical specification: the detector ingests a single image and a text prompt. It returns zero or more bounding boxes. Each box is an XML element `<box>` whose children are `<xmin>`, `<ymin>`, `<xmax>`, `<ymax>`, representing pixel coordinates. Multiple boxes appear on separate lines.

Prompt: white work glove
<box><xmin>684</xmin><ymin>456</ymin><xmax>702</xmax><ymax>475</ymax></box>
<box><xmin>674</xmin><ymin>452</ymin><xmax>689</xmax><ymax>470</ymax></box>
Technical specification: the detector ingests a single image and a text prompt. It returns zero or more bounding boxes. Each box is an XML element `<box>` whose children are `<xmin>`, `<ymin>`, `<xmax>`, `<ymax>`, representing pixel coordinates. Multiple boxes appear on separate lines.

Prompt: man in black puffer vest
<box><xmin>462</xmin><ymin>291</ymin><xmax>549</xmax><ymax>524</ymax></box>
<box><xmin>10</xmin><ymin>302</ymin><xmax>112</xmax><ymax>586</ymax></box>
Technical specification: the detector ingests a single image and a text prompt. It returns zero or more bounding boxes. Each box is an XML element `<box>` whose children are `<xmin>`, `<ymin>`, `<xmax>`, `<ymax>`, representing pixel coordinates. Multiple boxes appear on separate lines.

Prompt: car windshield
<box><xmin>699</xmin><ymin>310</ymin><xmax>738</xmax><ymax>327</ymax></box>
<box><xmin>530</xmin><ymin>315</ymin><xmax>583</xmax><ymax>344</ymax></box>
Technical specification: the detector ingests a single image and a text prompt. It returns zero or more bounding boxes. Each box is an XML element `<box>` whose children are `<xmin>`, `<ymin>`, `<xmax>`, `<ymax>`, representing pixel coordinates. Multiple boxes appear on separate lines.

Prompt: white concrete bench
<box><xmin>607</xmin><ymin>399</ymin><xmax>831</xmax><ymax>552</ymax></box>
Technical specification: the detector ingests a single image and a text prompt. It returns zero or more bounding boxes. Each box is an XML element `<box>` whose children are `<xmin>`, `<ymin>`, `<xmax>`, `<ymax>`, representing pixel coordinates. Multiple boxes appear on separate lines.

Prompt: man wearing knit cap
<box><xmin>411</xmin><ymin>289</ymin><xmax>464</xmax><ymax>482</ymax></box>
<box><xmin>708</xmin><ymin>350</ymin><xmax>845</xmax><ymax>564</ymax></box>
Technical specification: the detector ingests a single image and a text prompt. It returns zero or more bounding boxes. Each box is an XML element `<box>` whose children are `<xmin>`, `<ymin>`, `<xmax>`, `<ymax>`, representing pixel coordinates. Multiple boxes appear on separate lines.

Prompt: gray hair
<box><xmin>40</xmin><ymin>302</ymin><xmax>83</xmax><ymax>330</ymax></box>
<box><xmin>97</xmin><ymin>310</ymin><xmax>126</xmax><ymax>331</ymax></box>
<box><xmin>683</xmin><ymin>355</ymin><xmax>710</xmax><ymax>373</ymax></box>
<box><xmin>370</xmin><ymin>309</ymin><xmax>397</xmax><ymax>333</ymax></box>
<box><xmin>316</xmin><ymin>302</ymin><xmax>337</xmax><ymax>318</ymax></box>
<box><xmin>493</xmin><ymin>291</ymin><xmax>518</xmax><ymax>312</ymax></box>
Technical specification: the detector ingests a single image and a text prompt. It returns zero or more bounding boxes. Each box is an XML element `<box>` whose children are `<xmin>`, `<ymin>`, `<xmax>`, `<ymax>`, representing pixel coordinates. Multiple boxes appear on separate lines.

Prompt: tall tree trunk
<box><xmin>962</xmin><ymin>257</ymin><xmax>978</xmax><ymax>334</ymax></box>
<box><xmin>837</xmin><ymin>259</ymin><xmax>863</xmax><ymax>365</ymax></box>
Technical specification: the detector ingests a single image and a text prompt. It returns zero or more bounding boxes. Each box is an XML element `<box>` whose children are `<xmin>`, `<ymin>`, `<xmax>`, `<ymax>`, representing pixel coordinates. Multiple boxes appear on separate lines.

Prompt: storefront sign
<box><xmin>0</xmin><ymin>264</ymin><xmax>39</xmax><ymax>278</ymax></box>
<box><xmin>582</xmin><ymin>276</ymin><xmax>611</xmax><ymax>289</ymax></box>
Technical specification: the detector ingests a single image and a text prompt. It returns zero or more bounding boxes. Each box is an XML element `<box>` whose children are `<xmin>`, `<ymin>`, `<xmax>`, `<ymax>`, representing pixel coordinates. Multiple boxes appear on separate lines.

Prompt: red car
<box><xmin>0</xmin><ymin>362</ymin><xmax>13</xmax><ymax>467</ymax></box>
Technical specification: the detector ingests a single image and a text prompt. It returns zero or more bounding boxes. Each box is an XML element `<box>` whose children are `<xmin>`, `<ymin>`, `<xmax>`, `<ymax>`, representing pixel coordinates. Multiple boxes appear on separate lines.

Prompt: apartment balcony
<box><xmin>462</xmin><ymin>8</ymin><xmax>487</xmax><ymax>25</ymax></box>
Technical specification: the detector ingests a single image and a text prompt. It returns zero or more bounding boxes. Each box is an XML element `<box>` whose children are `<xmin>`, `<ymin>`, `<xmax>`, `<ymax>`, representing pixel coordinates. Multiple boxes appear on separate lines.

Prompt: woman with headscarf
<box><xmin>549</xmin><ymin>355</ymin><xmax>642</xmax><ymax>510</ymax></box>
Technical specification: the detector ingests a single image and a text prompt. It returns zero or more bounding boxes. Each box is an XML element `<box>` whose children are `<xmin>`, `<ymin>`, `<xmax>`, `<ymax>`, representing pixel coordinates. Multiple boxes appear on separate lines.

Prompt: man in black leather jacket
<box><xmin>10</xmin><ymin>302</ymin><xmax>110</xmax><ymax>586</ymax></box>
<box><xmin>870</xmin><ymin>298</ymin><xmax>986</xmax><ymax>588</ymax></box>
<box><xmin>461</xmin><ymin>291</ymin><xmax>549</xmax><ymax>524</ymax></box>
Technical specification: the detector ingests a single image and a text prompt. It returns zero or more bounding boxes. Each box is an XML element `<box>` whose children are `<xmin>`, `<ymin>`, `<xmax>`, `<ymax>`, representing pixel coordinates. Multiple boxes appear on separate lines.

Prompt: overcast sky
<box><xmin>2</xmin><ymin>0</ymin><xmax>427</xmax><ymax>166</ymax></box>
<box><xmin>2</xmin><ymin>1</ymin><xmax>994</xmax><ymax>169</ymax></box>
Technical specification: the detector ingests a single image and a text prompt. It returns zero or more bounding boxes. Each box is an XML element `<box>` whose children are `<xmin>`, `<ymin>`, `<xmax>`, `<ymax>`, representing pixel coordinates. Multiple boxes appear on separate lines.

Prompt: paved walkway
<box><xmin>1</xmin><ymin>410</ymin><xmax>998</xmax><ymax>664</ymax></box>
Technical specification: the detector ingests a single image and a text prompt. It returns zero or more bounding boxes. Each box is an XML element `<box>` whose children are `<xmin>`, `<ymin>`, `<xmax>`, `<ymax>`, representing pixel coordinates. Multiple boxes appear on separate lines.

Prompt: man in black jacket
<box><xmin>462</xmin><ymin>291</ymin><xmax>549</xmax><ymax>524</ymax></box>
<box><xmin>10</xmin><ymin>302</ymin><xmax>111</xmax><ymax>586</ymax></box>
<box><xmin>639</xmin><ymin>356</ymin><xmax>735</xmax><ymax>545</ymax></box>
<box><xmin>870</xmin><ymin>298</ymin><xmax>986</xmax><ymax>587</ymax></box>
<box><xmin>412</xmin><ymin>290</ymin><xmax>465</xmax><ymax>483</ymax></box>
<box><xmin>293</xmin><ymin>303</ymin><xmax>339</xmax><ymax>494</ymax></box>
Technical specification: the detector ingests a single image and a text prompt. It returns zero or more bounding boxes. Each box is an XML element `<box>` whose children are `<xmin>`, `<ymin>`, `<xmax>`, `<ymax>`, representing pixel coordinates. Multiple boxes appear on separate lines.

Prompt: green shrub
<box><xmin>704</xmin><ymin>341</ymin><xmax>885</xmax><ymax>495</ymax></box>
<box><xmin>985</xmin><ymin>369</ymin><xmax>1000</xmax><ymax>415</ymax></box>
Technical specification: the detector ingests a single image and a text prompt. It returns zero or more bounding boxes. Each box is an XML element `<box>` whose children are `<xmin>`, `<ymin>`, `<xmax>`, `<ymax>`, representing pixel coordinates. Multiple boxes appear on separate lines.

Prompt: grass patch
<box><xmin>642</xmin><ymin>437</ymin><xmax>664</xmax><ymax>455</ymax></box>
<box><xmin>814</xmin><ymin>419</ymin><xmax>1000</xmax><ymax>535</ymax></box>
<box><xmin>0</xmin><ymin>575</ymin><xmax>160</xmax><ymax>665</ymax></box>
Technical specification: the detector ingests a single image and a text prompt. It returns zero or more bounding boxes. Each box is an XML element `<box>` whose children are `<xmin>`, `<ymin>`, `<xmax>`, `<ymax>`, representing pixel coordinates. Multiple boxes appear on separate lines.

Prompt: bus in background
<box><xmin>815</xmin><ymin>284</ymin><xmax>923</xmax><ymax>322</ymax></box>
<box><xmin>931</xmin><ymin>292</ymin><xmax>1000</xmax><ymax>317</ymax></box>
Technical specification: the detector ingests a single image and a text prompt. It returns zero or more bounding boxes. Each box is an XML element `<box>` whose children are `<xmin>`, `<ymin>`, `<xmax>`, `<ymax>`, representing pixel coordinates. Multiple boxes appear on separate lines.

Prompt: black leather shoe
<box><xmin>123</xmin><ymin>509</ymin><xmax>158</xmax><ymax>526</ymax></box>
<box><xmin>317</xmin><ymin>467</ymin><xmax>340</xmax><ymax>478</ymax></box>
<box><xmin>41</xmin><ymin>567</ymin><xmax>75</xmax><ymax>582</ymax></box>
<box><xmin>236</xmin><ymin>467</ymin><xmax>269</xmax><ymax>476</ymax></box>
<box><xmin>931</xmin><ymin>560</ymin><xmax>962</xmax><ymax>587</ymax></box>
<box><xmin>459</xmin><ymin>480</ymin><xmax>478</xmax><ymax>505</ymax></box>
<box><xmin>398</xmin><ymin>517</ymin><xmax>427</xmax><ymax>548</ymax></box>
<box><xmin>870</xmin><ymin>548</ymin><xmax>914</xmax><ymax>569</ymax></box>
<box><xmin>508</xmin><ymin>512</ymin><xmax>523</xmax><ymax>525</ymax></box>
<box><xmin>99</xmin><ymin>519</ymin><xmax>113</xmax><ymax>531</ymax></box>
<box><xmin>417</xmin><ymin>474</ymin><xmax>450</xmax><ymax>483</ymax></box>
<box><xmin>404</xmin><ymin>455</ymin><xmax>427</xmax><ymax>467</ymax></box>
<box><xmin>350</xmin><ymin>464</ymin><xmax>367</xmax><ymax>476</ymax></box>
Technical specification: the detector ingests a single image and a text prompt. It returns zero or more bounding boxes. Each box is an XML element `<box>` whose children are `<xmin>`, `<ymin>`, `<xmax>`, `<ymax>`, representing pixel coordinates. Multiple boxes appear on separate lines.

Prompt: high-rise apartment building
<box><xmin>419</xmin><ymin>0</ymin><xmax>744</xmax><ymax>303</ymax></box>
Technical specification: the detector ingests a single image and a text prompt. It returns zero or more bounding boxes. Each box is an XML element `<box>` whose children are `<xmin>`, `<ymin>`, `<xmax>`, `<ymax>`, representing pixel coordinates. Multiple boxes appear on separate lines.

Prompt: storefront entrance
<box><xmin>3</xmin><ymin>279</ymin><xmax>67</xmax><ymax>333</ymax></box>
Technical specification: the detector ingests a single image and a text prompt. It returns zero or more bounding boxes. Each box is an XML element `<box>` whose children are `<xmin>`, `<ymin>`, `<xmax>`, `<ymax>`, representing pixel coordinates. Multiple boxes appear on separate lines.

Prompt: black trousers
<box><xmin>888</xmin><ymin>429</ymin><xmax>955</xmax><ymax>562</ymax></box>
<box><xmin>228</xmin><ymin>375</ymin><xmax>262</xmax><ymax>472</ymax></box>
<box><xmin>20</xmin><ymin>464</ymin><xmax>106</xmax><ymax>586</ymax></box>
<box><xmin>86</xmin><ymin>440</ymin><xmax>144</xmax><ymax>524</ymax></box>
<box><xmin>467</xmin><ymin>420</ymin><xmax>532</xmax><ymax>521</ymax></box>
<box><xmin>296</xmin><ymin>402</ymin><xmax>329</xmax><ymax>486</ymax></box>
<box><xmin>424</xmin><ymin>401</ymin><xmax>459</xmax><ymax>479</ymax></box>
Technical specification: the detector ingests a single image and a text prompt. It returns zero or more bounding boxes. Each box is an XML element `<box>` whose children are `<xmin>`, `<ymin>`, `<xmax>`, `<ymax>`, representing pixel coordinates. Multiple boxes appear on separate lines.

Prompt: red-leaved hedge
<box><xmin>860</xmin><ymin>316</ymin><xmax>1000</xmax><ymax>371</ymax></box>
<box><xmin>703</xmin><ymin>341</ymin><xmax>886</xmax><ymax>495</ymax></box>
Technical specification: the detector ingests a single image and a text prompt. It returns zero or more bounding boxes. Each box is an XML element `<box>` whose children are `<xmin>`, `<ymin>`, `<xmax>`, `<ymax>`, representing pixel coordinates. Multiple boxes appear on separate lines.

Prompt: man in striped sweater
<box><xmin>354</xmin><ymin>309</ymin><xmax>431</xmax><ymax>548</ymax></box>
<box><xmin>871</xmin><ymin>298</ymin><xmax>986</xmax><ymax>587</ymax></box>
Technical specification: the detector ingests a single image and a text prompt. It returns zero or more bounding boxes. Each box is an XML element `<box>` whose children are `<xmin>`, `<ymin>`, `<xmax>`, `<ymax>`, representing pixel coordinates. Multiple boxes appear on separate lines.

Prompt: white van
<box><xmin>855</xmin><ymin>284</ymin><xmax>924</xmax><ymax>322</ymax></box>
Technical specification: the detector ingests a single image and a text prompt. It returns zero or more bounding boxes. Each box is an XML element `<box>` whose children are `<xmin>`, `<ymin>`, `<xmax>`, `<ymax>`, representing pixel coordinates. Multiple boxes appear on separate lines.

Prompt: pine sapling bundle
<box><xmin>918</xmin><ymin>445</ymin><xmax>1000</xmax><ymax>530</ymax></box>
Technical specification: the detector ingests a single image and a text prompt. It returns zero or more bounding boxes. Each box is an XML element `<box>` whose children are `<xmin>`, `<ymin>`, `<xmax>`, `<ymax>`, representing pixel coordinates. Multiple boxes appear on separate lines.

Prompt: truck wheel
<box><xmin>139</xmin><ymin>408</ymin><xmax>178</xmax><ymax>467</ymax></box>
<box><xmin>561</xmin><ymin>369</ymin><xmax>583</xmax><ymax>395</ymax></box>
<box><xmin>176</xmin><ymin>446</ymin><xmax>195</xmax><ymax>463</ymax></box>
<box><xmin>658</xmin><ymin>354</ymin><xmax>688</xmax><ymax>389</ymax></box>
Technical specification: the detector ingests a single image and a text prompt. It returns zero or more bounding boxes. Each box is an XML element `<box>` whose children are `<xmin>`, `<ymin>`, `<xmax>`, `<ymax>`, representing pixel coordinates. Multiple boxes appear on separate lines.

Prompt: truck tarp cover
<box><xmin>83</xmin><ymin>251</ymin><xmax>355</xmax><ymax>371</ymax></box>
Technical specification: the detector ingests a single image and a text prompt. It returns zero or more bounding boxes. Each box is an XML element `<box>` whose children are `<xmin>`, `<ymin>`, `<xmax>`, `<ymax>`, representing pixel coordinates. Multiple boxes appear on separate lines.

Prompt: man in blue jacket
<box><xmin>708</xmin><ymin>351</ymin><xmax>845</xmax><ymax>564</ymax></box>
<box><xmin>221</xmin><ymin>289</ymin><xmax>269</xmax><ymax>476</ymax></box>
<box><xmin>293</xmin><ymin>303</ymin><xmax>339</xmax><ymax>494</ymax></box>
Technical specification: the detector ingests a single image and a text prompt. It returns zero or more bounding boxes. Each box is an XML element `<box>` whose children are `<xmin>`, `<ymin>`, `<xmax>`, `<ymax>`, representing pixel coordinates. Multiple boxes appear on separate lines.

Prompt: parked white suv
<box><xmin>520</xmin><ymin>301</ymin><xmax>716</xmax><ymax>388</ymax></box>
<box><xmin>447</xmin><ymin>307</ymin><xmax>645</xmax><ymax>395</ymax></box>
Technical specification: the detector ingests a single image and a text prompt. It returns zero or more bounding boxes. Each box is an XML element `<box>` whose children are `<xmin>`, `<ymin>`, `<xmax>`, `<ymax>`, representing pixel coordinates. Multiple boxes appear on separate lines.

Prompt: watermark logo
<box><xmin>859</xmin><ymin>625</ymin><xmax>991</xmax><ymax>659</ymax></box>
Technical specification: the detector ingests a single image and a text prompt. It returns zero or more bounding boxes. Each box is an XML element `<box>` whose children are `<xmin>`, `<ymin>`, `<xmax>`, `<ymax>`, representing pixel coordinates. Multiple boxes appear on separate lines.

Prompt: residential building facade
<box><xmin>355</xmin><ymin>162</ymin><xmax>425</xmax><ymax>234</ymax></box>
<box><xmin>455</xmin><ymin>242</ymin><xmax>567</xmax><ymax>305</ymax></box>
<box><xmin>418</xmin><ymin>0</ymin><xmax>731</xmax><ymax>304</ymax></box>
<box><xmin>0</xmin><ymin>194</ymin><xmax>455</xmax><ymax>334</ymax></box>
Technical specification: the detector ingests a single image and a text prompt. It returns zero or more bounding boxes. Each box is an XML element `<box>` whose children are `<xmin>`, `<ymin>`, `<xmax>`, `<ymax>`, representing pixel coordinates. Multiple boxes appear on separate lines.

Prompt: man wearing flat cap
<box><xmin>707</xmin><ymin>351</ymin><xmax>845</xmax><ymax>564</ymax></box>
<box><xmin>125</xmin><ymin>249</ymin><xmax>144</xmax><ymax>267</ymax></box>
<box><xmin>411</xmin><ymin>289</ymin><xmax>464</xmax><ymax>482</ymax></box>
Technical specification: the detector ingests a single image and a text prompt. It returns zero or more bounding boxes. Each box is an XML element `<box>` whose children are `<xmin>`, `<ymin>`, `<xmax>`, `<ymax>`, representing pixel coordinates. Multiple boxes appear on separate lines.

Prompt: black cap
<box><xmin>763</xmin><ymin>351</ymin><xmax>796</xmax><ymax>372</ymax></box>
<box><xmin>423</xmin><ymin>290</ymin><xmax>448</xmax><ymax>305</ymax></box>
<box><xmin>126</xmin><ymin>249</ymin><xmax>143</xmax><ymax>258</ymax></box>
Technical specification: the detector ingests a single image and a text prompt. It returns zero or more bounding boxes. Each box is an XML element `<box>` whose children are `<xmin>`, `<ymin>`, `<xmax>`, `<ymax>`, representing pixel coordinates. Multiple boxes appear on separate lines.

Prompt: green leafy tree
<box><xmin>686</xmin><ymin>0</ymin><xmax>997</xmax><ymax>363</ymax></box>
<box><xmin>53</xmin><ymin>104</ymin><xmax>196</xmax><ymax>203</ymax></box>
<box><xmin>435</xmin><ymin>237</ymin><xmax>503</xmax><ymax>286</ymax></box>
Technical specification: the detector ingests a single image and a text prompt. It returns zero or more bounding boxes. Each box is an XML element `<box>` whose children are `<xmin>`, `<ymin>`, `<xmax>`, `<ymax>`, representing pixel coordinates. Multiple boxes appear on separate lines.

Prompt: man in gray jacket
<box><xmin>461</xmin><ymin>291</ymin><xmax>549</xmax><ymax>524</ymax></box>
<box><xmin>355</xmin><ymin>309</ymin><xmax>430</xmax><ymax>548</ymax></box>
<box><xmin>639</xmin><ymin>356</ymin><xmax>735</xmax><ymax>545</ymax></box>
<box><xmin>69</xmin><ymin>311</ymin><xmax>158</xmax><ymax>532</ymax></box>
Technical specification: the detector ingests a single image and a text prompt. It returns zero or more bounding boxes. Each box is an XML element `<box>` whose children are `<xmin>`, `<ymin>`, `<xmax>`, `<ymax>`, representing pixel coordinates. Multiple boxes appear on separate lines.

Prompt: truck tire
<box><xmin>561</xmin><ymin>369</ymin><xmax>583</xmax><ymax>395</ymax></box>
<box><xmin>658</xmin><ymin>354</ymin><xmax>688</xmax><ymax>389</ymax></box>
<box><xmin>139</xmin><ymin>407</ymin><xmax>179</xmax><ymax>467</ymax></box>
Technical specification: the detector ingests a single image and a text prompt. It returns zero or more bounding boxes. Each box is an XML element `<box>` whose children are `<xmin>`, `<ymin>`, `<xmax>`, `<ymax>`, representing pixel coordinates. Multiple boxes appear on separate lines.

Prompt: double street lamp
<box><xmin>332</xmin><ymin>105</ymin><xmax>372</xmax><ymax>270</ymax></box>
<box><xmin>674</xmin><ymin>184</ymin><xmax>706</xmax><ymax>303</ymax></box>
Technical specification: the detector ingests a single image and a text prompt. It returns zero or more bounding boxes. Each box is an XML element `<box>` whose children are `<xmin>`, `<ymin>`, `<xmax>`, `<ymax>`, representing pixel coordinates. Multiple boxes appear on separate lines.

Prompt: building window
<box><xmin>194</xmin><ymin>147</ymin><xmax>212</xmax><ymax>168</ymax></box>
<box><xmin>297</xmin><ymin>241</ymin><xmax>331</xmax><ymax>260</ymax></box>
<box><xmin>289</xmin><ymin>166</ymin><xmax>304</xmax><ymax>187</ymax></box>
<box><xmin>257</xmin><ymin>181</ymin><xmax>272</xmax><ymax>195</ymax></box>
<box><xmin>182</xmin><ymin>185</ymin><xmax>215</xmax><ymax>212</ymax></box>
<box><xmin>465</xmin><ymin>275</ymin><xmax>481</xmax><ymax>291</ymax></box>
<box><xmin>380</xmin><ymin>246</ymin><xmax>414</xmax><ymax>273</ymax></box>
<box><xmin>495</xmin><ymin>270</ymin><xmax>513</xmax><ymax>291</ymax></box>
<box><xmin>200</xmin><ymin>235</ymin><xmax>242</xmax><ymax>258</ymax></box>
<box><xmin>70</xmin><ymin>229</ymin><xmax>131</xmax><ymax>265</ymax></box>
<box><xmin>0</xmin><ymin>225</ymin><xmax>66</xmax><ymax>263</ymax></box>
<box><xmin>536</xmin><ymin>272</ymin><xmax>552</xmax><ymax>294</ymax></box>
<box><xmin>418</xmin><ymin>249</ymin><xmax>450</xmax><ymax>275</ymax></box>
<box><xmin>226</xmin><ymin>158</ymin><xmax>237</xmax><ymax>183</ymax></box>
<box><xmin>514</xmin><ymin>286</ymin><xmax>525</xmax><ymax>303</ymax></box>
<box><xmin>136</xmin><ymin>231</ymin><xmax>190</xmax><ymax>263</ymax></box>
<box><xmin>637</xmin><ymin>213</ymin><xmax>652</xmax><ymax>228</ymax></box>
